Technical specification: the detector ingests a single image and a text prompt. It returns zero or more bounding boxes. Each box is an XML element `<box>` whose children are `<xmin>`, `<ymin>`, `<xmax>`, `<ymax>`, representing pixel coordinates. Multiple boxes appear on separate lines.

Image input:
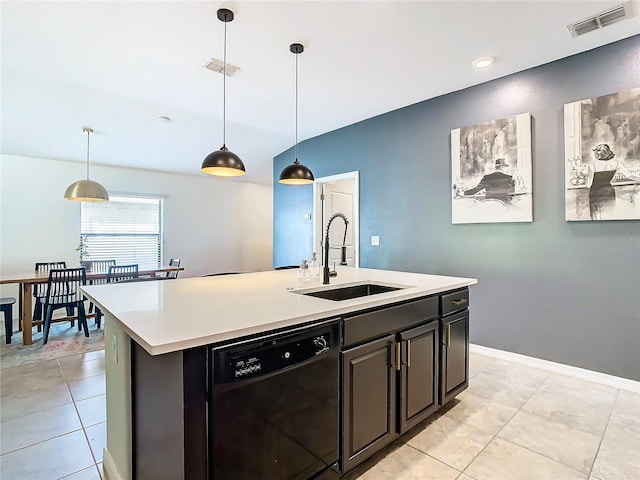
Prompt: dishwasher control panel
<box><xmin>213</xmin><ymin>320</ymin><xmax>339</xmax><ymax>384</ymax></box>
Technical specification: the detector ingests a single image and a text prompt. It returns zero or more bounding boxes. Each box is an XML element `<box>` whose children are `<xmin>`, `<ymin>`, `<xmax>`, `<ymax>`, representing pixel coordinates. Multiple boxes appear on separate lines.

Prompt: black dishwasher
<box><xmin>211</xmin><ymin>319</ymin><xmax>340</xmax><ymax>480</ymax></box>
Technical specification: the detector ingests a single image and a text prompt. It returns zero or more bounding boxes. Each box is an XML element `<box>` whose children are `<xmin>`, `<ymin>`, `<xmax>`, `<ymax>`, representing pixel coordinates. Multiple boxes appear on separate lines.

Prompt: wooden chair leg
<box><xmin>42</xmin><ymin>305</ymin><xmax>53</xmax><ymax>345</ymax></box>
<box><xmin>96</xmin><ymin>308</ymin><xmax>102</xmax><ymax>329</ymax></box>
<box><xmin>78</xmin><ymin>303</ymin><xmax>89</xmax><ymax>338</ymax></box>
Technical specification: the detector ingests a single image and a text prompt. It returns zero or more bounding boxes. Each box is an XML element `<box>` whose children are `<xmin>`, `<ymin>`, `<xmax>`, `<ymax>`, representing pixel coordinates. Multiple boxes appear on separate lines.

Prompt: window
<box><xmin>80</xmin><ymin>195</ymin><xmax>164</xmax><ymax>265</ymax></box>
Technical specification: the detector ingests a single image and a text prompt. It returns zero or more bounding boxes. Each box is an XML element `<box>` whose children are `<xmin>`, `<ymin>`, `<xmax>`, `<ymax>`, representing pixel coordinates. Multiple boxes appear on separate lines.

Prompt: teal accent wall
<box><xmin>273</xmin><ymin>35</ymin><xmax>640</xmax><ymax>380</ymax></box>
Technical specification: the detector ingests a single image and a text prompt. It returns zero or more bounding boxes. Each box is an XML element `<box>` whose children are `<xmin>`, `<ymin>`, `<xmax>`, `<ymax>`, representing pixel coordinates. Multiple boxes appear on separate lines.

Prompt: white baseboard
<box><xmin>103</xmin><ymin>447</ymin><xmax>124</xmax><ymax>480</ymax></box>
<box><xmin>470</xmin><ymin>344</ymin><xmax>640</xmax><ymax>393</ymax></box>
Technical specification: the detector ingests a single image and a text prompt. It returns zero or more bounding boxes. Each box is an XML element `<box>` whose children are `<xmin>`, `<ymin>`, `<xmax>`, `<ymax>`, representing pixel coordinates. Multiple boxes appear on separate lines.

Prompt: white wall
<box><xmin>0</xmin><ymin>154</ymin><xmax>273</xmax><ymax>299</ymax></box>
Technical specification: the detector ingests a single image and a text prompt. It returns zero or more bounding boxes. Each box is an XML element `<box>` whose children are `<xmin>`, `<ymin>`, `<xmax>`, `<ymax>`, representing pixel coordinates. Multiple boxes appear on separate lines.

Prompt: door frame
<box><xmin>312</xmin><ymin>171</ymin><xmax>360</xmax><ymax>267</ymax></box>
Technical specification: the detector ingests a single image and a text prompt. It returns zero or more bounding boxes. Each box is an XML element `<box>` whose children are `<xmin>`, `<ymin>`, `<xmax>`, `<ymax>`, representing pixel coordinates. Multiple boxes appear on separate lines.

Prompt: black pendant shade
<box><xmin>278</xmin><ymin>43</ymin><xmax>314</xmax><ymax>185</ymax></box>
<box><xmin>279</xmin><ymin>158</ymin><xmax>314</xmax><ymax>185</ymax></box>
<box><xmin>202</xmin><ymin>8</ymin><xmax>246</xmax><ymax>178</ymax></box>
<box><xmin>202</xmin><ymin>145</ymin><xmax>246</xmax><ymax>177</ymax></box>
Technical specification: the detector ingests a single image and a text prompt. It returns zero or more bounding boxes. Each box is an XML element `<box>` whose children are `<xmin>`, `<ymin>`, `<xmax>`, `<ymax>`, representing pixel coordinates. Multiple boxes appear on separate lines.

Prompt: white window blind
<box><xmin>80</xmin><ymin>195</ymin><xmax>164</xmax><ymax>265</ymax></box>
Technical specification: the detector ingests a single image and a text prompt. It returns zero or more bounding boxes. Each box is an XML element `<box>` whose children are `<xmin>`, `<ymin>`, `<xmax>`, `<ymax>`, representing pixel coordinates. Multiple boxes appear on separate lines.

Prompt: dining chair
<box><xmin>42</xmin><ymin>268</ymin><xmax>89</xmax><ymax>345</ymax></box>
<box><xmin>87</xmin><ymin>260</ymin><xmax>116</xmax><ymax>323</ymax></box>
<box><xmin>156</xmin><ymin>258</ymin><xmax>181</xmax><ymax>279</ymax></box>
<box><xmin>90</xmin><ymin>259</ymin><xmax>117</xmax><ymax>273</ymax></box>
<box><xmin>107</xmin><ymin>264</ymin><xmax>139</xmax><ymax>283</ymax></box>
<box><xmin>93</xmin><ymin>264</ymin><xmax>139</xmax><ymax>328</ymax></box>
<box><xmin>34</xmin><ymin>262</ymin><xmax>67</xmax><ymax>330</ymax></box>
<box><xmin>168</xmin><ymin>258</ymin><xmax>181</xmax><ymax>278</ymax></box>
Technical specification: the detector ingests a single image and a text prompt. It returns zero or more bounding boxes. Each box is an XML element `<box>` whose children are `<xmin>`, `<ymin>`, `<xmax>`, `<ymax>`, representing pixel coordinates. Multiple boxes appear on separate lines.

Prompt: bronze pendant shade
<box><xmin>201</xmin><ymin>8</ymin><xmax>246</xmax><ymax>177</ymax></box>
<box><xmin>64</xmin><ymin>127</ymin><xmax>109</xmax><ymax>202</ymax></box>
<box><xmin>279</xmin><ymin>43</ymin><xmax>314</xmax><ymax>185</ymax></box>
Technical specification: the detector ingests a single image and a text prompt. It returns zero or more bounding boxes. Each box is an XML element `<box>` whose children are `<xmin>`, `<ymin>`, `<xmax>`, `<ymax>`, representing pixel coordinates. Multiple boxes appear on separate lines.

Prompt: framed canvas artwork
<box><xmin>451</xmin><ymin>113</ymin><xmax>532</xmax><ymax>224</ymax></box>
<box><xmin>564</xmin><ymin>87</ymin><xmax>640</xmax><ymax>221</ymax></box>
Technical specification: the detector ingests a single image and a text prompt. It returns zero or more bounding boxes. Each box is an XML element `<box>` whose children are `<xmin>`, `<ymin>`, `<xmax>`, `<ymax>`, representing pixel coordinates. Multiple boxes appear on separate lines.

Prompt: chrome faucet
<box><xmin>323</xmin><ymin>212</ymin><xmax>349</xmax><ymax>285</ymax></box>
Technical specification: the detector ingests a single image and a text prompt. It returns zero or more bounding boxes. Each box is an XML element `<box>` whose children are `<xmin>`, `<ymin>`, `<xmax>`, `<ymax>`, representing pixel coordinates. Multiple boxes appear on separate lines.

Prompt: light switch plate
<box><xmin>371</xmin><ymin>235</ymin><xmax>380</xmax><ymax>246</ymax></box>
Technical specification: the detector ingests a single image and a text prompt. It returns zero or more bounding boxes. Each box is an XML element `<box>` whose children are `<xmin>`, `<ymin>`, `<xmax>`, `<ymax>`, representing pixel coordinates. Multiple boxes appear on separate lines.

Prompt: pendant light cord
<box><xmin>86</xmin><ymin>129</ymin><xmax>90</xmax><ymax>180</ymax></box>
<box><xmin>222</xmin><ymin>18</ymin><xmax>227</xmax><ymax>146</ymax></box>
<box><xmin>295</xmin><ymin>51</ymin><xmax>298</xmax><ymax>161</ymax></box>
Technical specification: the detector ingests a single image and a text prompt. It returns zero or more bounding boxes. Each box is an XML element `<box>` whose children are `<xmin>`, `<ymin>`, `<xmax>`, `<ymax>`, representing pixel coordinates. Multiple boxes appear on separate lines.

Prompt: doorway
<box><xmin>313</xmin><ymin>171</ymin><xmax>360</xmax><ymax>268</ymax></box>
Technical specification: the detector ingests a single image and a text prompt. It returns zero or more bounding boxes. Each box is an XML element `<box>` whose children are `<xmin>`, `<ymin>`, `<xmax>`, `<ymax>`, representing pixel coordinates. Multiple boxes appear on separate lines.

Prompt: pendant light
<box><xmin>64</xmin><ymin>127</ymin><xmax>109</xmax><ymax>202</ymax></box>
<box><xmin>201</xmin><ymin>8</ymin><xmax>246</xmax><ymax>177</ymax></box>
<box><xmin>279</xmin><ymin>43</ymin><xmax>315</xmax><ymax>185</ymax></box>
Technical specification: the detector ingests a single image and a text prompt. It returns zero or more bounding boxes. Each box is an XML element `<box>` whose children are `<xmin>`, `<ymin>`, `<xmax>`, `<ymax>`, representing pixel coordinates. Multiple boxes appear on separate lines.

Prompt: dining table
<box><xmin>0</xmin><ymin>264</ymin><xmax>184</xmax><ymax>345</ymax></box>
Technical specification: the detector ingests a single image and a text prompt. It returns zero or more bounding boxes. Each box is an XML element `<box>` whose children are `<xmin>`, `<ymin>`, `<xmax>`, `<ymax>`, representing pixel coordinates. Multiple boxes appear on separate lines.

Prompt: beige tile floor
<box><xmin>0</xmin><ymin>350</ymin><xmax>105</xmax><ymax>479</ymax></box>
<box><xmin>346</xmin><ymin>353</ymin><xmax>640</xmax><ymax>480</ymax></box>
<box><xmin>0</xmin><ymin>350</ymin><xmax>638</xmax><ymax>480</ymax></box>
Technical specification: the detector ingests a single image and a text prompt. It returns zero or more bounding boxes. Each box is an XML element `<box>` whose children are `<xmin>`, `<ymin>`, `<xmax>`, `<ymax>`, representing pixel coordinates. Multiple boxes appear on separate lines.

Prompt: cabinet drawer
<box><xmin>440</xmin><ymin>289</ymin><xmax>469</xmax><ymax>316</ymax></box>
<box><xmin>343</xmin><ymin>296</ymin><xmax>438</xmax><ymax>348</ymax></box>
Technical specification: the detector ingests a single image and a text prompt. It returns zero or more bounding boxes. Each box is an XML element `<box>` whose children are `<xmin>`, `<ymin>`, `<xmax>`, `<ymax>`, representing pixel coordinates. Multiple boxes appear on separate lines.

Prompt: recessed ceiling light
<box><xmin>473</xmin><ymin>57</ymin><xmax>494</xmax><ymax>69</ymax></box>
<box><xmin>157</xmin><ymin>116</ymin><xmax>171</xmax><ymax>123</ymax></box>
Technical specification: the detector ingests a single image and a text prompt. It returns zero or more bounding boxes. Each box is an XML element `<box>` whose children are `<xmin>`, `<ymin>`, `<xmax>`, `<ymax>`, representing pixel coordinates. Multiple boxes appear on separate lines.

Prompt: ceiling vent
<box><xmin>567</xmin><ymin>2</ymin><xmax>634</xmax><ymax>37</ymax></box>
<box><xmin>204</xmin><ymin>58</ymin><xmax>240</xmax><ymax>77</ymax></box>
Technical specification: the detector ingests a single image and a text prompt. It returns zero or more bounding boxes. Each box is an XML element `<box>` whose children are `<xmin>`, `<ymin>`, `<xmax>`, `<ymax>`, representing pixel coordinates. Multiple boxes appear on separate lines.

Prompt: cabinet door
<box><xmin>341</xmin><ymin>334</ymin><xmax>398</xmax><ymax>473</ymax></box>
<box><xmin>399</xmin><ymin>321</ymin><xmax>439</xmax><ymax>433</ymax></box>
<box><xmin>440</xmin><ymin>310</ymin><xmax>469</xmax><ymax>406</ymax></box>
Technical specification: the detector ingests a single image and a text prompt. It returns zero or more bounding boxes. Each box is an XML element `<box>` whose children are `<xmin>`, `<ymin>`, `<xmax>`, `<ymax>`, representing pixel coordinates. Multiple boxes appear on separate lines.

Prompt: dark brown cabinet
<box><xmin>440</xmin><ymin>289</ymin><xmax>470</xmax><ymax>406</ymax></box>
<box><xmin>340</xmin><ymin>297</ymin><xmax>440</xmax><ymax>474</ymax></box>
<box><xmin>341</xmin><ymin>320</ymin><xmax>440</xmax><ymax>473</ymax></box>
<box><xmin>399</xmin><ymin>321</ymin><xmax>440</xmax><ymax>433</ymax></box>
<box><xmin>341</xmin><ymin>334</ymin><xmax>397</xmax><ymax>473</ymax></box>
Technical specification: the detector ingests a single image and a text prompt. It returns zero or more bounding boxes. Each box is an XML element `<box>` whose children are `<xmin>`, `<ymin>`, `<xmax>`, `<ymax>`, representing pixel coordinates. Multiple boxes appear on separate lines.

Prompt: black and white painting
<box><xmin>451</xmin><ymin>113</ymin><xmax>532</xmax><ymax>224</ymax></box>
<box><xmin>564</xmin><ymin>87</ymin><xmax>640</xmax><ymax>221</ymax></box>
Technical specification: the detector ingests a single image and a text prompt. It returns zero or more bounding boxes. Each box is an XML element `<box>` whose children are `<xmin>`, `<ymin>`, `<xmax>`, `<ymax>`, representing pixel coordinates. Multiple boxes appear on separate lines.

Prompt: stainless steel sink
<box><xmin>295</xmin><ymin>282</ymin><xmax>411</xmax><ymax>301</ymax></box>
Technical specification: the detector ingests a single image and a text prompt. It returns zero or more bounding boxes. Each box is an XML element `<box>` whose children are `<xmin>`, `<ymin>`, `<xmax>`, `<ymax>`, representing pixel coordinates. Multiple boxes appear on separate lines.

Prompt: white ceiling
<box><xmin>2</xmin><ymin>1</ymin><xmax>639</xmax><ymax>186</ymax></box>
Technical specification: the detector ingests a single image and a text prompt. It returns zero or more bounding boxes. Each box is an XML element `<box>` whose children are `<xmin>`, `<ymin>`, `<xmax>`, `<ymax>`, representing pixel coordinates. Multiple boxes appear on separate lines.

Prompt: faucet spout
<box><xmin>323</xmin><ymin>212</ymin><xmax>349</xmax><ymax>285</ymax></box>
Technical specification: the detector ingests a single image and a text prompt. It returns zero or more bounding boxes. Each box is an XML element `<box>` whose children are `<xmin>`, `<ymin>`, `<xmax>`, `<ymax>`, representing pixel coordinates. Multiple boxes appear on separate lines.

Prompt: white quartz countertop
<box><xmin>81</xmin><ymin>267</ymin><xmax>477</xmax><ymax>355</ymax></box>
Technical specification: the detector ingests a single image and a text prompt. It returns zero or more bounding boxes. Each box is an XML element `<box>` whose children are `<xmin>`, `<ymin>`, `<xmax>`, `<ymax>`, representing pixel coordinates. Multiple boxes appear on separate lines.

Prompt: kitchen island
<box><xmin>82</xmin><ymin>267</ymin><xmax>477</xmax><ymax>480</ymax></box>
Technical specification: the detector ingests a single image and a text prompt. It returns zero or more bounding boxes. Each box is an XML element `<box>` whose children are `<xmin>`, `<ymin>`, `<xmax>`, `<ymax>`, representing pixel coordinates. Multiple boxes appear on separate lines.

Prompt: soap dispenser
<box><xmin>298</xmin><ymin>259</ymin><xmax>310</xmax><ymax>283</ymax></box>
<box><xmin>310</xmin><ymin>252</ymin><xmax>320</xmax><ymax>279</ymax></box>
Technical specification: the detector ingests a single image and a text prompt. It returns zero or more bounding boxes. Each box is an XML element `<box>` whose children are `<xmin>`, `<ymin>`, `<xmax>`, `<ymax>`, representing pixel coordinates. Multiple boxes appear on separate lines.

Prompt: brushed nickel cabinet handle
<box><xmin>444</xmin><ymin>323</ymin><xmax>451</xmax><ymax>347</ymax></box>
<box><xmin>451</xmin><ymin>299</ymin><xmax>468</xmax><ymax>306</ymax></box>
<box><xmin>395</xmin><ymin>342</ymin><xmax>401</xmax><ymax>371</ymax></box>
